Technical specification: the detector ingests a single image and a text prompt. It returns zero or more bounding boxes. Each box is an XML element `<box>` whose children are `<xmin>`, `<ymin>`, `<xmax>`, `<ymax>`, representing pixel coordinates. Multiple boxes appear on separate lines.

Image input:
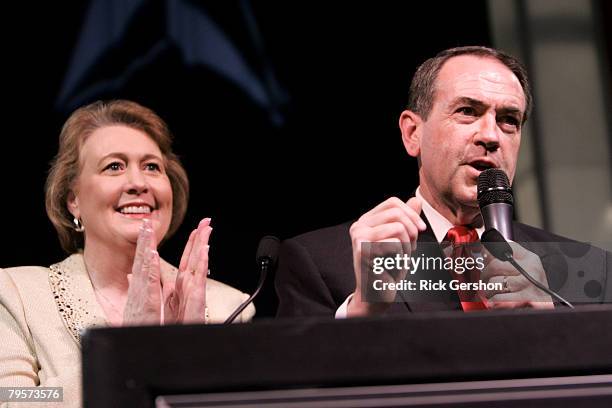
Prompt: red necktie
<box><xmin>444</xmin><ymin>226</ymin><xmax>487</xmax><ymax>312</ymax></box>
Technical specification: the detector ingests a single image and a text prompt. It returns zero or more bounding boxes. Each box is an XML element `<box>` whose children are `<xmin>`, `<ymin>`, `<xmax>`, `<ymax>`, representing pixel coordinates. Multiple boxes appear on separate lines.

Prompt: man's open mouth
<box><xmin>468</xmin><ymin>160</ymin><xmax>497</xmax><ymax>171</ymax></box>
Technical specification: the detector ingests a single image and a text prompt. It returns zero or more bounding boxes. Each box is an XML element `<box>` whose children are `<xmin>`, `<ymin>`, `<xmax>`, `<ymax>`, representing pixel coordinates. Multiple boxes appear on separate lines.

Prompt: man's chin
<box><xmin>456</xmin><ymin>187</ymin><xmax>479</xmax><ymax>208</ymax></box>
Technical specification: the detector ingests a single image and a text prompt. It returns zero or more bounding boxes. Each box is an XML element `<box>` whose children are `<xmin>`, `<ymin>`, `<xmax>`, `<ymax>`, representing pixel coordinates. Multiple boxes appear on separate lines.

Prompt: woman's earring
<box><xmin>73</xmin><ymin>217</ymin><xmax>85</xmax><ymax>232</ymax></box>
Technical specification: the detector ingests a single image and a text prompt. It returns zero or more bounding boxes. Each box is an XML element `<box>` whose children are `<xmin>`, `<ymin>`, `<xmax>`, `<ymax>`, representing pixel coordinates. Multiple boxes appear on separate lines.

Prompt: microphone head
<box><xmin>481</xmin><ymin>228</ymin><xmax>514</xmax><ymax>260</ymax></box>
<box><xmin>256</xmin><ymin>236</ymin><xmax>280</xmax><ymax>266</ymax></box>
<box><xmin>477</xmin><ymin>168</ymin><xmax>514</xmax><ymax>208</ymax></box>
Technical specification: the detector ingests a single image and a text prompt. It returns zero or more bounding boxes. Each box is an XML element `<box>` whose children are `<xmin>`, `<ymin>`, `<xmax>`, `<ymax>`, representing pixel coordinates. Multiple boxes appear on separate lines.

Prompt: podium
<box><xmin>82</xmin><ymin>306</ymin><xmax>612</xmax><ymax>407</ymax></box>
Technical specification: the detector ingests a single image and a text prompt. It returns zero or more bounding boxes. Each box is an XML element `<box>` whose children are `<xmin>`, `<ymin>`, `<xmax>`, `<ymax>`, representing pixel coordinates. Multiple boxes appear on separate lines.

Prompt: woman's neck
<box><xmin>83</xmin><ymin>240</ymin><xmax>135</xmax><ymax>293</ymax></box>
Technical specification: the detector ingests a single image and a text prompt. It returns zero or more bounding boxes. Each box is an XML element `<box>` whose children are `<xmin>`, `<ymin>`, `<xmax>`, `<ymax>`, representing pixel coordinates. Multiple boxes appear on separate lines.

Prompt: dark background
<box><xmin>5</xmin><ymin>0</ymin><xmax>607</xmax><ymax>318</ymax></box>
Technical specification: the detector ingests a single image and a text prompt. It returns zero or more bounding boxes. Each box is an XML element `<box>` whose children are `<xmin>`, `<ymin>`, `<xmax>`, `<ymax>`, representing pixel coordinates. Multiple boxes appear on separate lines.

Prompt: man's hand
<box><xmin>480</xmin><ymin>242</ymin><xmax>554</xmax><ymax>309</ymax></box>
<box><xmin>347</xmin><ymin>197</ymin><xmax>426</xmax><ymax>317</ymax></box>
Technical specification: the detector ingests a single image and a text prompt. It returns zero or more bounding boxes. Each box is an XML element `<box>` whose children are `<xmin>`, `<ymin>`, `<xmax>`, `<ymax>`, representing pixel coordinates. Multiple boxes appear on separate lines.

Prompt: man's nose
<box><xmin>474</xmin><ymin>113</ymin><xmax>500</xmax><ymax>152</ymax></box>
<box><xmin>125</xmin><ymin>167</ymin><xmax>148</xmax><ymax>194</ymax></box>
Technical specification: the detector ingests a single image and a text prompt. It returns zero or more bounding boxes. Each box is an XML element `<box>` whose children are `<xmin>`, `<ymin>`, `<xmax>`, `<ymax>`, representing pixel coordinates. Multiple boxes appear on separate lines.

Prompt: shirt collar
<box><xmin>415</xmin><ymin>187</ymin><xmax>485</xmax><ymax>243</ymax></box>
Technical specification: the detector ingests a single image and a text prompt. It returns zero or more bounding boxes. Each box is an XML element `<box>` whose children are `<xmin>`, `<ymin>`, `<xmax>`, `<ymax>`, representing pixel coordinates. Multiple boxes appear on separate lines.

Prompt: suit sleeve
<box><xmin>275</xmin><ymin>238</ymin><xmax>339</xmax><ymax>317</ymax></box>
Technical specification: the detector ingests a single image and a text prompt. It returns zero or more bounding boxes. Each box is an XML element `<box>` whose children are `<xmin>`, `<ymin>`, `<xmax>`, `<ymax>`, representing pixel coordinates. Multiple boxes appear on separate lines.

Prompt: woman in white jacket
<box><xmin>0</xmin><ymin>100</ymin><xmax>254</xmax><ymax>407</ymax></box>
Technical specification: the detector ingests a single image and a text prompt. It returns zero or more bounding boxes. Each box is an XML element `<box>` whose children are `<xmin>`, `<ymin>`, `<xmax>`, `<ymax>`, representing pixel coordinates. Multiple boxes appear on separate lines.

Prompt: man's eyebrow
<box><xmin>449</xmin><ymin>97</ymin><xmax>487</xmax><ymax>110</ymax></box>
<box><xmin>451</xmin><ymin>97</ymin><xmax>524</xmax><ymax>117</ymax></box>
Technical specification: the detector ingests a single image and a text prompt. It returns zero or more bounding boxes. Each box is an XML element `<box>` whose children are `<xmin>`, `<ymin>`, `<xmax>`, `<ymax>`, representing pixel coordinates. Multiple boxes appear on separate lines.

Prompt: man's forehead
<box><xmin>435</xmin><ymin>55</ymin><xmax>526</xmax><ymax>109</ymax></box>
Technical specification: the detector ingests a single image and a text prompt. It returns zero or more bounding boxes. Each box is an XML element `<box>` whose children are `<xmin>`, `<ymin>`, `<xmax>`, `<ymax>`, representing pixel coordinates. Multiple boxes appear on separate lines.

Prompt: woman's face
<box><xmin>68</xmin><ymin>125</ymin><xmax>173</xmax><ymax>250</ymax></box>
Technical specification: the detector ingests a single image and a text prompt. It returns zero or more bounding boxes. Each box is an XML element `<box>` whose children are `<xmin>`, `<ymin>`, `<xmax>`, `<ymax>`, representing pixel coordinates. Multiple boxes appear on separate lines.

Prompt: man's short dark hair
<box><xmin>408</xmin><ymin>46</ymin><xmax>532</xmax><ymax>123</ymax></box>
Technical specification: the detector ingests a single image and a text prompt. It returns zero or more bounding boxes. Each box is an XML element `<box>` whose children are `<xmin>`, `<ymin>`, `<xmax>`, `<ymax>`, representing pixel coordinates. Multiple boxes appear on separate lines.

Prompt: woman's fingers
<box><xmin>143</xmin><ymin>220</ymin><xmax>160</xmax><ymax>284</ymax></box>
<box><xmin>178</xmin><ymin>229</ymin><xmax>198</xmax><ymax>272</ymax></box>
<box><xmin>132</xmin><ymin>219</ymin><xmax>153</xmax><ymax>276</ymax></box>
<box><xmin>175</xmin><ymin>218</ymin><xmax>210</xmax><ymax>295</ymax></box>
<box><xmin>166</xmin><ymin>218</ymin><xmax>212</xmax><ymax>324</ymax></box>
<box><xmin>123</xmin><ymin>218</ymin><xmax>163</xmax><ymax>325</ymax></box>
<box><xmin>186</xmin><ymin>218</ymin><xmax>212</xmax><ymax>276</ymax></box>
<box><xmin>183</xmin><ymin>243</ymin><xmax>209</xmax><ymax>323</ymax></box>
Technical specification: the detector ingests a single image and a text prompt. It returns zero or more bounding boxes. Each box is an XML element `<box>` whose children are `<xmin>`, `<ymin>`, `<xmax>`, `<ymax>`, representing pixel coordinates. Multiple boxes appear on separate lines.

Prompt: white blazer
<box><xmin>0</xmin><ymin>253</ymin><xmax>254</xmax><ymax>407</ymax></box>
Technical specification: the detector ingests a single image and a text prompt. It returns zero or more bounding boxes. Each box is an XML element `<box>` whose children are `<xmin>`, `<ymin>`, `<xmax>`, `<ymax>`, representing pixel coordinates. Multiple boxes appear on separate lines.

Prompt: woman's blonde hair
<box><xmin>45</xmin><ymin>100</ymin><xmax>189</xmax><ymax>253</ymax></box>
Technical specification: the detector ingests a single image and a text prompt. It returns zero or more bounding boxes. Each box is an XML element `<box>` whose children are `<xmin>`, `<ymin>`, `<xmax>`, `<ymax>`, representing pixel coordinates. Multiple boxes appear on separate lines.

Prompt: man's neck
<box><xmin>416</xmin><ymin>187</ymin><xmax>485</xmax><ymax>242</ymax></box>
<box><xmin>418</xmin><ymin>184</ymin><xmax>482</xmax><ymax>227</ymax></box>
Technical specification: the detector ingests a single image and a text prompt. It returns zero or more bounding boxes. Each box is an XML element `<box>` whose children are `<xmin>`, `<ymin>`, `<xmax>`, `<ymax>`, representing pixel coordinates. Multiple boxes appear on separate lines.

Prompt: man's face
<box><xmin>406</xmin><ymin>55</ymin><xmax>526</xmax><ymax>221</ymax></box>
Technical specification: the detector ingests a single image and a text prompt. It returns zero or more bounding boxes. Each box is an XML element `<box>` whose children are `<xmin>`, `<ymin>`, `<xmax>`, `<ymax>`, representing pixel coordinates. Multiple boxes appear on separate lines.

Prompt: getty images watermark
<box><xmin>367</xmin><ymin>247</ymin><xmax>499</xmax><ymax>292</ymax></box>
<box><xmin>360</xmin><ymin>241</ymin><xmax>611</xmax><ymax>304</ymax></box>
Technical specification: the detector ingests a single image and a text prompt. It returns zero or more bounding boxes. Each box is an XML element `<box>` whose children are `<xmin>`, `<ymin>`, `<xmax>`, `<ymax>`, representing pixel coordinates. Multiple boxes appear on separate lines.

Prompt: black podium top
<box><xmin>82</xmin><ymin>306</ymin><xmax>612</xmax><ymax>407</ymax></box>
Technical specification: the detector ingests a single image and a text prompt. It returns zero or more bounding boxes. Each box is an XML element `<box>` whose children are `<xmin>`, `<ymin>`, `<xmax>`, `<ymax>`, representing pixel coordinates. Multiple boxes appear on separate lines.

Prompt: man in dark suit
<box><xmin>275</xmin><ymin>46</ymin><xmax>610</xmax><ymax>318</ymax></box>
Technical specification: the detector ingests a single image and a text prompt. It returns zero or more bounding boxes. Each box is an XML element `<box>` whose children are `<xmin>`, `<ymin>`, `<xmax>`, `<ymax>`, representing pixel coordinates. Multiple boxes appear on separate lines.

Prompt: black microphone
<box><xmin>478</xmin><ymin>168</ymin><xmax>514</xmax><ymax>240</ymax></box>
<box><xmin>481</xmin><ymin>228</ymin><xmax>573</xmax><ymax>308</ymax></box>
<box><xmin>224</xmin><ymin>236</ymin><xmax>280</xmax><ymax>324</ymax></box>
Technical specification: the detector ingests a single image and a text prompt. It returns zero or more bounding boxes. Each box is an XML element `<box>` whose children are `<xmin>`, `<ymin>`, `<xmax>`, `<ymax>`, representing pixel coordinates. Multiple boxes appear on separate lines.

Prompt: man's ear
<box><xmin>399</xmin><ymin>110</ymin><xmax>423</xmax><ymax>158</ymax></box>
<box><xmin>67</xmin><ymin>190</ymin><xmax>79</xmax><ymax>219</ymax></box>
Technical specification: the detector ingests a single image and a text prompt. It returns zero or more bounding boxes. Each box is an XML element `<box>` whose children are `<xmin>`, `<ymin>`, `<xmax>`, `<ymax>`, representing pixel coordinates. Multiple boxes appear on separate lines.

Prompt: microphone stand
<box><xmin>505</xmin><ymin>255</ymin><xmax>574</xmax><ymax>309</ymax></box>
<box><xmin>224</xmin><ymin>257</ymin><xmax>270</xmax><ymax>325</ymax></box>
<box><xmin>482</xmin><ymin>228</ymin><xmax>574</xmax><ymax>309</ymax></box>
